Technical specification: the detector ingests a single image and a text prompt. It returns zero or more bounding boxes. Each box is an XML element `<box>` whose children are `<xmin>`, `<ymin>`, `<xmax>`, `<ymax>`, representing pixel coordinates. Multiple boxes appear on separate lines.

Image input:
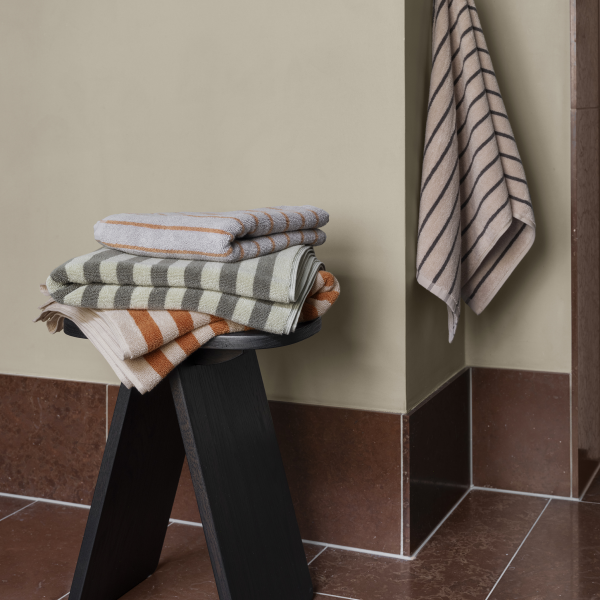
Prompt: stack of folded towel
<box><xmin>37</xmin><ymin>206</ymin><xmax>340</xmax><ymax>393</ymax></box>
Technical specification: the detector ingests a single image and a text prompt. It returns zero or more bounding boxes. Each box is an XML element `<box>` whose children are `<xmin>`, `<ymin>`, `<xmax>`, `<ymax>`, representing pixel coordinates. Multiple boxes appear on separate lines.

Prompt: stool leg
<box><xmin>69</xmin><ymin>379</ymin><xmax>185</xmax><ymax>600</ymax></box>
<box><xmin>170</xmin><ymin>350</ymin><xmax>313</xmax><ymax>600</ymax></box>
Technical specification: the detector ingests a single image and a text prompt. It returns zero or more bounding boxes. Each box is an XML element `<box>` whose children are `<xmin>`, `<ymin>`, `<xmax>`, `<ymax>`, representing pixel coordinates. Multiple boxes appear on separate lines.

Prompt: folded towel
<box><xmin>94</xmin><ymin>206</ymin><xmax>328</xmax><ymax>262</ymax></box>
<box><xmin>37</xmin><ymin>271</ymin><xmax>340</xmax><ymax>394</ymax></box>
<box><xmin>46</xmin><ymin>246</ymin><xmax>323</xmax><ymax>335</ymax></box>
<box><xmin>417</xmin><ymin>0</ymin><xmax>535</xmax><ymax>341</ymax></box>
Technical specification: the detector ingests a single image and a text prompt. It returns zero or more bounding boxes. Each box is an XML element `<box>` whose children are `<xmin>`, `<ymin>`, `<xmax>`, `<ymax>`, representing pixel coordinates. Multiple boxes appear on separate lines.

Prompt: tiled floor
<box><xmin>2</xmin><ymin>485</ymin><xmax>600</xmax><ymax>600</ymax></box>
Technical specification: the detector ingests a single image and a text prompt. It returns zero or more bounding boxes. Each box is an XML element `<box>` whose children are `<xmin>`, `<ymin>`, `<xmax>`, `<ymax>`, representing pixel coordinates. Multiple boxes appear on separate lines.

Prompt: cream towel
<box><xmin>417</xmin><ymin>0</ymin><xmax>535</xmax><ymax>341</ymax></box>
<box><xmin>37</xmin><ymin>271</ymin><xmax>340</xmax><ymax>394</ymax></box>
<box><xmin>94</xmin><ymin>206</ymin><xmax>328</xmax><ymax>262</ymax></box>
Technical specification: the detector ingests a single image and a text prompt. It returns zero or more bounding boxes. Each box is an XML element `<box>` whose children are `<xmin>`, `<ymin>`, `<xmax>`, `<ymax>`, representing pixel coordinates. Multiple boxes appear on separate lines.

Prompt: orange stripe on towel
<box><xmin>128</xmin><ymin>310</ymin><xmax>164</xmax><ymax>352</ymax></box>
<box><xmin>144</xmin><ymin>349</ymin><xmax>174</xmax><ymax>378</ymax></box>
<box><xmin>176</xmin><ymin>331</ymin><xmax>202</xmax><ymax>356</ymax></box>
<box><xmin>167</xmin><ymin>310</ymin><xmax>195</xmax><ymax>336</ymax></box>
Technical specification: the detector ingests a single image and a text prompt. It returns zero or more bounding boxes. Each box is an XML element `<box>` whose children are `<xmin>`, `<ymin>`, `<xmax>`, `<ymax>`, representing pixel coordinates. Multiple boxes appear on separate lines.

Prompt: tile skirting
<box><xmin>0</xmin><ymin>367</ymin><xmax>578</xmax><ymax>560</ymax></box>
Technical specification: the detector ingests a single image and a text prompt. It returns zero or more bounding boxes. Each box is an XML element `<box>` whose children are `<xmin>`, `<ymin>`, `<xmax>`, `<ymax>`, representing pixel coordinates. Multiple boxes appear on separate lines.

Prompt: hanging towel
<box><xmin>45</xmin><ymin>245</ymin><xmax>323</xmax><ymax>335</ymax></box>
<box><xmin>37</xmin><ymin>271</ymin><xmax>340</xmax><ymax>394</ymax></box>
<box><xmin>416</xmin><ymin>0</ymin><xmax>535</xmax><ymax>341</ymax></box>
<box><xmin>94</xmin><ymin>206</ymin><xmax>328</xmax><ymax>262</ymax></box>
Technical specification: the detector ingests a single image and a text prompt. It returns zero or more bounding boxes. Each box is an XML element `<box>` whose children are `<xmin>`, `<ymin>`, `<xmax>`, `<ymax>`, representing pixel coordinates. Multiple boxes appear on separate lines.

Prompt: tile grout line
<box><xmin>105</xmin><ymin>384</ymin><xmax>109</xmax><ymax>441</ymax></box>
<box><xmin>0</xmin><ymin>500</ymin><xmax>38</xmax><ymax>523</ymax></box>
<box><xmin>302</xmin><ymin>539</ymin><xmax>412</xmax><ymax>561</ymax></box>
<box><xmin>315</xmin><ymin>594</ymin><xmax>362</xmax><ymax>600</ymax></box>
<box><xmin>0</xmin><ymin>492</ymin><xmax>90</xmax><ymax>510</ymax></box>
<box><xmin>400</xmin><ymin>413</ymin><xmax>403</xmax><ymax>556</ymax></box>
<box><xmin>469</xmin><ymin>368</ymin><xmax>473</xmax><ymax>486</ymax></box>
<box><xmin>307</xmin><ymin>545</ymin><xmax>329</xmax><ymax>566</ymax></box>
<box><xmin>579</xmin><ymin>460</ymin><xmax>600</xmax><ymax>500</ymax></box>
<box><xmin>483</xmin><ymin>498</ymin><xmax>552</xmax><ymax>600</ymax></box>
<box><xmin>472</xmin><ymin>485</ymin><xmax>579</xmax><ymax>502</ymax></box>
<box><xmin>410</xmin><ymin>487</ymin><xmax>471</xmax><ymax>559</ymax></box>
<box><xmin>56</xmin><ymin>593</ymin><xmax>70</xmax><ymax>600</ymax></box>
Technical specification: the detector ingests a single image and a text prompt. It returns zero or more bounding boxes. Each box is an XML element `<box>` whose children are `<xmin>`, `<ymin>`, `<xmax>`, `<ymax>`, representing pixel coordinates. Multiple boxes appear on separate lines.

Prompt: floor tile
<box><xmin>0</xmin><ymin>496</ymin><xmax>33</xmax><ymax>520</ymax></box>
<box><xmin>0</xmin><ymin>502</ymin><xmax>88</xmax><ymax>599</ymax></box>
<box><xmin>305</xmin><ymin>543</ymin><xmax>326</xmax><ymax>564</ymax></box>
<box><xmin>119</xmin><ymin>523</ymin><xmax>319</xmax><ymax>598</ymax></box>
<box><xmin>583</xmin><ymin>470</ymin><xmax>600</xmax><ymax>504</ymax></box>
<box><xmin>488</xmin><ymin>499</ymin><xmax>600</xmax><ymax>599</ymax></box>
<box><xmin>120</xmin><ymin>523</ymin><xmax>218</xmax><ymax>599</ymax></box>
<box><xmin>309</xmin><ymin>490</ymin><xmax>547</xmax><ymax>600</ymax></box>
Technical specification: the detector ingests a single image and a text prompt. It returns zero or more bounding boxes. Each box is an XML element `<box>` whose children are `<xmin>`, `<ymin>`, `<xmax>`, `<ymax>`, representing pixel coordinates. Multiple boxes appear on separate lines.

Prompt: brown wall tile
<box><xmin>472</xmin><ymin>368</ymin><xmax>571</xmax><ymax>497</ymax></box>
<box><xmin>270</xmin><ymin>402</ymin><xmax>402</xmax><ymax>554</ymax></box>
<box><xmin>0</xmin><ymin>375</ymin><xmax>105</xmax><ymax>504</ymax></box>
<box><xmin>404</xmin><ymin>370</ymin><xmax>470</xmax><ymax>554</ymax></box>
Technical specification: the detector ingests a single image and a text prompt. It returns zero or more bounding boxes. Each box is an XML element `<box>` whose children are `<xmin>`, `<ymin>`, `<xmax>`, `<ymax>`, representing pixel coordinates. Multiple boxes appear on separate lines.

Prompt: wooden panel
<box><xmin>70</xmin><ymin>380</ymin><xmax>186</xmax><ymax>600</ymax></box>
<box><xmin>170</xmin><ymin>350</ymin><xmax>313</xmax><ymax>600</ymax></box>
<box><xmin>574</xmin><ymin>107</ymin><xmax>600</xmax><ymax>494</ymax></box>
<box><xmin>572</xmin><ymin>0</ymin><xmax>599</xmax><ymax>109</ymax></box>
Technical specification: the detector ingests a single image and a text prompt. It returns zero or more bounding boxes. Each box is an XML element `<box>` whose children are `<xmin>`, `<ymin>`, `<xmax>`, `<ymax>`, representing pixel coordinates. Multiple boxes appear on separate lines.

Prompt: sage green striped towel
<box><xmin>46</xmin><ymin>245</ymin><xmax>323</xmax><ymax>335</ymax></box>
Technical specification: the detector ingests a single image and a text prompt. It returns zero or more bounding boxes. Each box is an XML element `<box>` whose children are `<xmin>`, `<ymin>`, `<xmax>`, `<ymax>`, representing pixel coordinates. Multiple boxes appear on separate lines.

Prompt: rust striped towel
<box><xmin>37</xmin><ymin>272</ymin><xmax>340</xmax><ymax>394</ymax></box>
<box><xmin>94</xmin><ymin>206</ymin><xmax>328</xmax><ymax>262</ymax></box>
<box><xmin>417</xmin><ymin>0</ymin><xmax>535</xmax><ymax>341</ymax></box>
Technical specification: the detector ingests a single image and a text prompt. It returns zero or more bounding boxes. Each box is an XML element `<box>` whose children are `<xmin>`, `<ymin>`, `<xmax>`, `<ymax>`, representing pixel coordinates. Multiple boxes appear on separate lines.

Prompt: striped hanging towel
<box><xmin>416</xmin><ymin>0</ymin><xmax>535</xmax><ymax>341</ymax></box>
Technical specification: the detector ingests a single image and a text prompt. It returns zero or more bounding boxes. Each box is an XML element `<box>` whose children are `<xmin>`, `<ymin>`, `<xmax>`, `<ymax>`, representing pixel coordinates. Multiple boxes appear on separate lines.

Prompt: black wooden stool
<box><xmin>64</xmin><ymin>317</ymin><xmax>320</xmax><ymax>600</ymax></box>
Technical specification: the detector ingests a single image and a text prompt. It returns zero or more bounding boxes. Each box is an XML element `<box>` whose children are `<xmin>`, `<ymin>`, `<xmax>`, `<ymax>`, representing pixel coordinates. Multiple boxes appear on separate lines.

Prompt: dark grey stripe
<box><xmin>181</xmin><ymin>288</ymin><xmax>202</xmax><ymax>311</ymax></box>
<box><xmin>219</xmin><ymin>262</ymin><xmax>242</xmax><ymax>295</ymax></box>
<box><xmin>81</xmin><ymin>284</ymin><xmax>103</xmax><ymax>308</ymax></box>
<box><xmin>184</xmin><ymin>261</ymin><xmax>205</xmax><ymax>288</ymax></box>
<box><xmin>253</xmin><ymin>254</ymin><xmax>278</xmax><ymax>300</ymax></box>
<box><xmin>50</xmin><ymin>264</ymin><xmax>69</xmax><ymax>285</ymax></box>
<box><xmin>215</xmin><ymin>293</ymin><xmax>239</xmax><ymax>321</ymax></box>
<box><xmin>467</xmin><ymin>223</ymin><xmax>527</xmax><ymax>302</ymax></box>
<box><xmin>148</xmin><ymin>287</ymin><xmax>168</xmax><ymax>309</ymax></box>
<box><xmin>49</xmin><ymin>282</ymin><xmax>80</xmax><ymax>303</ymax></box>
<box><xmin>116</xmin><ymin>256</ymin><xmax>148</xmax><ymax>285</ymax></box>
<box><xmin>82</xmin><ymin>249</ymin><xmax>121</xmax><ymax>283</ymax></box>
<box><xmin>150</xmin><ymin>260</ymin><xmax>173</xmax><ymax>287</ymax></box>
<box><xmin>113</xmin><ymin>286</ymin><xmax>135</xmax><ymax>309</ymax></box>
<box><xmin>248</xmin><ymin>299</ymin><xmax>272</xmax><ymax>330</ymax></box>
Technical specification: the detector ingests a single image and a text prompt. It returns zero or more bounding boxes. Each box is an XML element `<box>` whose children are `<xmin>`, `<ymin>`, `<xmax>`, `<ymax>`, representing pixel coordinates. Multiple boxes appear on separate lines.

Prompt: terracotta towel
<box><xmin>46</xmin><ymin>246</ymin><xmax>323</xmax><ymax>335</ymax></box>
<box><xmin>94</xmin><ymin>206</ymin><xmax>328</xmax><ymax>262</ymax></box>
<box><xmin>417</xmin><ymin>0</ymin><xmax>535</xmax><ymax>341</ymax></box>
<box><xmin>37</xmin><ymin>272</ymin><xmax>340</xmax><ymax>394</ymax></box>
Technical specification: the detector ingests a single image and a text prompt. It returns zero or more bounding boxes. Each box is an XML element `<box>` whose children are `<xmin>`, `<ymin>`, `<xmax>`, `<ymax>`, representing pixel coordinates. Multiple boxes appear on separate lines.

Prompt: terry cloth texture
<box><xmin>94</xmin><ymin>206</ymin><xmax>328</xmax><ymax>262</ymax></box>
<box><xmin>417</xmin><ymin>0</ymin><xmax>535</xmax><ymax>342</ymax></box>
<box><xmin>37</xmin><ymin>272</ymin><xmax>340</xmax><ymax>394</ymax></box>
<box><xmin>46</xmin><ymin>246</ymin><xmax>323</xmax><ymax>335</ymax></box>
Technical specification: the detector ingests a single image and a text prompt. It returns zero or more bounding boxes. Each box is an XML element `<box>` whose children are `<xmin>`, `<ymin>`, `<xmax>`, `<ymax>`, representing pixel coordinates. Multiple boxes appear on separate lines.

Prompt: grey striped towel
<box><xmin>94</xmin><ymin>206</ymin><xmax>328</xmax><ymax>262</ymax></box>
<box><xmin>417</xmin><ymin>0</ymin><xmax>535</xmax><ymax>341</ymax></box>
<box><xmin>46</xmin><ymin>245</ymin><xmax>323</xmax><ymax>335</ymax></box>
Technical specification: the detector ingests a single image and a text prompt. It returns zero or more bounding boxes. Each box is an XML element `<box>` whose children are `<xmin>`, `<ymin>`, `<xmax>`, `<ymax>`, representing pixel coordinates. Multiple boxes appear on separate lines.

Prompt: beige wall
<box><xmin>404</xmin><ymin>0</ymin><xmax>466</xmax><ymax>412</ymax></box>
<box><xmin>0</xmin><ymin>1</ymin><xmax>407</xmax><ymax>413</ymax></box>
<box><xmin>464</xmin><ymin>0</ymin><xmax>572</xmax><ymax>373</ymax></box>
<box><xmin>0</xmin><ymin>0</ymin><xmax>573</xmax><ymax>415</ymax></box>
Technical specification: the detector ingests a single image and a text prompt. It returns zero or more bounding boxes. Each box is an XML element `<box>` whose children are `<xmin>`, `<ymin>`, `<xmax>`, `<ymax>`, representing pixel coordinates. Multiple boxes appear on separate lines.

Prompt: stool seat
<box><xmin>63</xmin><ymin>317</ymin><xmax>321</xmax><ymax>350</ymax></box>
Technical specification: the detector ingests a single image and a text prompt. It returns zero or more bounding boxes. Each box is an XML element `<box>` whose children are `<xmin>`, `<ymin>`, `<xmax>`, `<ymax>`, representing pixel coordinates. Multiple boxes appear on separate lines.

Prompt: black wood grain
<box><xmin>69</xmin><ymin>379</ymin><xmax>185</xmax><ymax>600</ymax></box>
<box><xmin>170</xmin><ymin>351</ymin><xmax>313</xmax><ymax>600</ymax></box>
<box><xmin>63</xmin><ymin>317</ymin><xmax>321</xmax><ymax>350</ymax></box>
